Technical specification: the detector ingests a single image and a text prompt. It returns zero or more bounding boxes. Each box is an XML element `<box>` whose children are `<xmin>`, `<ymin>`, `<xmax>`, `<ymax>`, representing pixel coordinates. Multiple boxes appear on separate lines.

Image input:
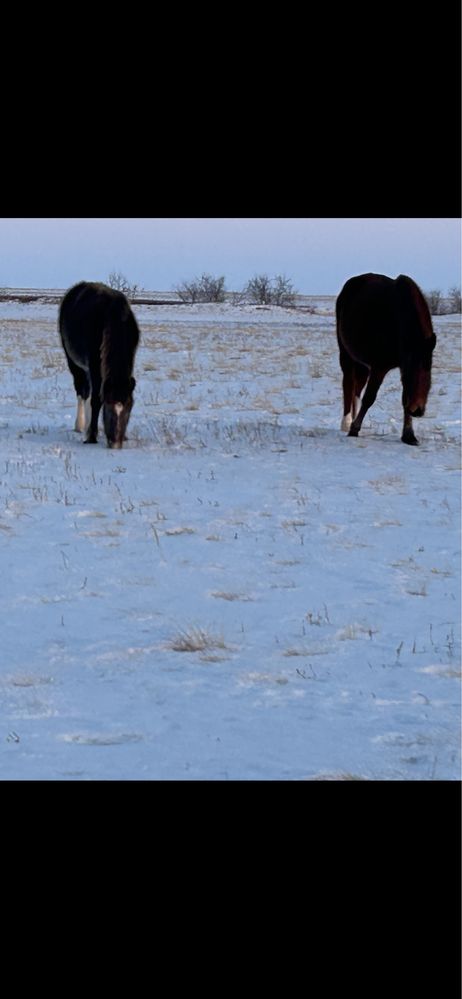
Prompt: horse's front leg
<box><xmin>84</xmin><ymin>375</ymin><xmax>102</xmax><ymax>444</ymax></box>
<box><xmin>401</xmin><ymin>390</ymin><xmax>419</xmax><ymax>445</ymax></box>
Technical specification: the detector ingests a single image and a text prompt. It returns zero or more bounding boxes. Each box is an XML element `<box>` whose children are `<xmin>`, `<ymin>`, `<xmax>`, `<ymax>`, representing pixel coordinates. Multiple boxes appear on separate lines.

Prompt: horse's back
<box><xmin>60</xmin><ymin>282</ymin><xmax>107</xmax><ymax>356</ymax></box>
<box><xmin>336</xmin><ymin>273</ymin><xmax>395</xmax><ymax>317</ymax></box>
<box><xmin>60</xmin><ymin>281</ymin><xmax>120</xmax><ymax>333</ymax></box>
<box><xmin>336</xmin><ymin>272</ymin><xmax>432</xmax><ymax>367</ymax></box>
<box><xmin>337</xmin><ymin>272</ymin><xmax>430</xmax><ymax>324</ymax></box>
<box><xmin>59</xmin><ymin>281</ymin><xmax>138</xmax><ymax>367</ymax></box>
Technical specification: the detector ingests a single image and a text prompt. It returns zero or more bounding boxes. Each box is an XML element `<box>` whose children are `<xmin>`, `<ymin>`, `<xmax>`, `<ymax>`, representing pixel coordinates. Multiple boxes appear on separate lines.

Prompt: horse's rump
<box><xmin>59</xmin><ymin>282</ymin><xmax>139</xmax><ymax>369</ymax></box>
<box><xmin>336</xmin><ymin>272</ymin><xmax>435</xmax><ymax>367</ymax></box>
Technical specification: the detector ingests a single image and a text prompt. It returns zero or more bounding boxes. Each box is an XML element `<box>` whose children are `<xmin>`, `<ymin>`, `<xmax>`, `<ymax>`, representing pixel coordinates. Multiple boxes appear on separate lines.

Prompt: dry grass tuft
<box><xmin>167</xmin><ymin>627</ymin><xmax>228</xmax><ymax>653</ymax></box>
<box><xmin>165</xmin><ymin>526</ymin><xmax>196</xmax><ymax>536</ymax></box>
<box><xmin>305</xmin><ymin>772</ymin><xmax>370</xmax><ymax>781</ymax></box>
<box><xmin>211</xmin><ymin>591</ymin><xmax>253</xmax><ymax>602</ymax></box>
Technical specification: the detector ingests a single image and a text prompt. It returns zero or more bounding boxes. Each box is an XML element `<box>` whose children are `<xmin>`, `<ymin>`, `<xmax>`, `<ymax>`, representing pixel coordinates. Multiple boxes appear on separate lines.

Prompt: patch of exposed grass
<box><xmin>368</xmin><ymin>475</ymin><xmax>407</xmax><ymax>494</ymax></box>
<box><xmin>165</xmin><ymin>526</ymin><xmax>196</xmax><ymax>536</ymax></box>
<box><xmin>305</xmin><ymin>772</ymin><xmax>370</xmax><ymax>781</ymax></box>
<box><xmin>283</xmin><ymin>645</ymin><xmax>329</xmax><ymax>657</ymax></box>
<box><xmin>336</xmin><ymin>624</ymin><xmax>378</xmax><ymax>640</ymax></box>
<box><xmin>167</xmin><ymin>627</ymin><xmax>228</xmax><ymax>654</ymax></box>
<box><xmin>211</xmin><ymin>591</ymin><xmax>254</xmax><ymax>602</ymax></box>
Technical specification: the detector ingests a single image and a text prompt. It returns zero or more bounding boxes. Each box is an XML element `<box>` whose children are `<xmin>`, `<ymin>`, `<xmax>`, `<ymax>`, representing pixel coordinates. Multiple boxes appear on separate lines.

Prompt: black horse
<box><xmin>336</xmin><ymin>273</ymin><xmax>436</xmax><ymax>445</ymax></box>
<box><xmin>59</xmin><ymin>281</ymin><xmax>140</xmax><ymax>448</ymax></box>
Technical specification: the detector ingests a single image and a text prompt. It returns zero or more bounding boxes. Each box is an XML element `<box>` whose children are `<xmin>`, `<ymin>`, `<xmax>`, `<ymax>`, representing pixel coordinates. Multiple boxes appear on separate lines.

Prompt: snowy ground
<box><xmin>0</xmin><ymin>298</ymin><xmax>460</xmax><ymax>780</ymax></box>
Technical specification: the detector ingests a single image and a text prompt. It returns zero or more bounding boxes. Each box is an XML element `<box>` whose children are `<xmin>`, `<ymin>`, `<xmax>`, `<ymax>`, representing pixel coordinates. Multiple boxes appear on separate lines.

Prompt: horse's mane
<box><xmin>395</xmin><ymin>275</ymin><xmax>435</xmax><ymax>348</ymax></box>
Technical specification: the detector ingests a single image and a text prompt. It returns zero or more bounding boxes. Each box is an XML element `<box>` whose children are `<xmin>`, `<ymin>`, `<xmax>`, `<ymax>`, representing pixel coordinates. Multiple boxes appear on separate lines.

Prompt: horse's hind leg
<box><xmin>63</xmin><ymin>353</ymin><xmax>91</xmax><ymax>432</ymax></box>
<box><xmin>349</xmin><ymin>367</ymin><xmax>386</xmax><ymax>437</ymax></box>
<box><xmin>76</xmin><ymin>396</ymin><xmax>92</xmax><ymax>433</ymax></box>
<box><xmin>339</xmin><ymin>348</ymin><xmax>359</xmax><ymax>430</ymax></box>
<box><xmin>352</xmin><ymin>362</ymin><xmax>369</xmax><ymax>419</ymax></box>
<box><xmin>84</xmin><ymin>369</ymin><xmax>102</xmax><ymax>444</ymax></box>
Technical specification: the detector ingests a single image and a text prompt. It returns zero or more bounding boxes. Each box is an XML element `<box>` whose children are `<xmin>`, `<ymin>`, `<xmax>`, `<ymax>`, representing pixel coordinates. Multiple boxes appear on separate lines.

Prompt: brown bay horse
<box><xmin>59</xmin><ymin>282</ymin><xmax>140</xmax><ymax>449</ymax></box>
<box><xmin>336</xmin><ymin>273</ymin><xmax>436</xmax><ymax>445</ymax></box>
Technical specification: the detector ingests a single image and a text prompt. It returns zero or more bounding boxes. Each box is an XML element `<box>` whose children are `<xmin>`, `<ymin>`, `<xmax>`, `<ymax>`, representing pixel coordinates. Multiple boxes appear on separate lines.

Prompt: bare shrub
<box><xmin>271</xmin><ymin>274</ymin><xmax>297</xmax><ymax>307</ymax></box>
<box><xmin>108</xmin><ymin>271</ymin><xmax>142</xmax><ymax>299</ymax></box>
<box><xmin>230</xmin><ymin>289</ymin><xmax>247</xmax><ymax>305</ymax></box>
<box><xmin>425</xmin><ymin>289</ymin><xmax>443</xmax><ymax>315</ymax></box>
<box><xmin>244</xmin><ymin>274</ymin><xmax>274</xmax><ymax>304</ymax></box>
<box><xmin>199</xmin><ymin>274</ymin><xmax>226</xmax><ymax>302</ymax></box>
<box><xmin>243</xmin><ymin>273</ymin><xmax>298</xmax><ymax>307</ymax></box>
<box><xmin>447</xmin><ymin>286</ymin><xmax>462</xmax><ymax>313</ymax></box>
<box><xmin>426</xmin><ymin>287</ymin><xmax>461</xmax><ymax>315</ymax></box>
<box><xmin>175</xmin><ymin>273</ymin><xmax>226</xmax><ymax>303</ymax></box>
<box><xmin>175</xmin><ymin>280</ymin><xmax>200</xmax><ymax>303</ymax></box>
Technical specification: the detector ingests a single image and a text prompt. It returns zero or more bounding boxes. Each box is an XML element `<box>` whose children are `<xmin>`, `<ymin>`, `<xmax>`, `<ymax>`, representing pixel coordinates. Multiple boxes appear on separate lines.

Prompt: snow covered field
<box><xmin>0</xmin><ymin>298</ymin><xmax>460</xmax><ymax>780</ymax></box>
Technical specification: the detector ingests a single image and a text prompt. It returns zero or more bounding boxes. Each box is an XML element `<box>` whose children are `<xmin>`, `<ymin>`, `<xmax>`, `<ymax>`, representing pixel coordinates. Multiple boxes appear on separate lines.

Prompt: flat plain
<box><xmin>0</xmin><ymin>296</ymin><xmax>460</xmax><ymax>780</ymax></box>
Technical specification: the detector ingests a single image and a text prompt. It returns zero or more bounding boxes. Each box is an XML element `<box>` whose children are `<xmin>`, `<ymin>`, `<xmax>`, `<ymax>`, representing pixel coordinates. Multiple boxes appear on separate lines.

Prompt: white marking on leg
<box><xmin>75</xmin><ymin>396</ymin><xmax>86</xmax><ymax>432</ymax></box>
<box><xmin>114</xmin><ymin>403</ymin><xmax>124</xmax><ymax>416</ymax></box>
<box><xmin>341</xmin><ymin>413</ymin><xmax>352</xmax><ymax>431</ymax></box>
<box><xmin>353</xmin><ymin>396</ymin><xmax>361</xmax><ymax>419</ymax></box>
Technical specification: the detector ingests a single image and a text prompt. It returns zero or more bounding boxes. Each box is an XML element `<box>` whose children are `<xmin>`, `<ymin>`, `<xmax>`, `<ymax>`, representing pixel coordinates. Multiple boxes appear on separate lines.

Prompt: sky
<box><xmin>0</xmin><ymin>218</ymin><xmax>460</xmax><ymax>295</ymax></box>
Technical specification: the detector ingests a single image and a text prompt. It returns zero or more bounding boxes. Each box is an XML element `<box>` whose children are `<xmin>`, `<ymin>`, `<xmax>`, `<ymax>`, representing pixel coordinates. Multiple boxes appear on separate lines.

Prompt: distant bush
<box><xmin>230</xmin><ymin>289</ymin><xmax>247</xmax><ymax>305</ymax></box>
<box><xmin>108</xmin><ymin>271</ymin><xmax>142</xmax><ymax>299</ymax></box>
<box><xmin>174</xmin><ymin>272</ymin><xmax>299</xmax><ymax>306</ymax></box>
<box><xmin>425</xmin><ymin>289</ymin><xmax>443</xmax><ymax>315</ymax></box>
<box><xmin>425</xmin><ymin>287</ymin><xmax>462</xmax><ymax>315</ymax></box>
<box><xmin>244</xmin><ymin>274</ymin><xmax>274</xmax><ymax>305</ymax></box>
<box><xmin>243</xmin><ymin>273</ymin><xmax>297</xmax><ymax>307</ymax></box>
<box><xmin>271</xmin><ymin>274</ymin><xmax>298</xmax><ymax>307</ymax></box>
<box><xmin>447</xmin><ymin>286</ymin><xmax>461</xmax><ymax>313</ymax></box>
<box><xmin>175</xmin><ymin>273</ymin><xmax>226</xmax><ymax>303</ymax></box>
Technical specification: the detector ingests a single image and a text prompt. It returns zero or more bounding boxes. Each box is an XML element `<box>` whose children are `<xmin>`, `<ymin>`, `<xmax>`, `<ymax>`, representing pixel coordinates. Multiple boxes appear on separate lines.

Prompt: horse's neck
<box><xmin>101</xmin><ymin>326</ymin><xmax>131</xmax><ymax>382</ymax></box>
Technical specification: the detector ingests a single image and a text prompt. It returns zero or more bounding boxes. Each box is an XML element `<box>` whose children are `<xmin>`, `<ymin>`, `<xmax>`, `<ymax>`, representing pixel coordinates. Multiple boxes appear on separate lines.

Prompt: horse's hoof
<box><xmin>84</xmin><ymin>437</ymin><xmax>97</xmax><ymax>444</ymax></box>
<box><xmin>348</xmin><ymin>427</ymin><xmax>359</xmax><ymax>438</ymax></box>
<box><xmin>402</xmin><ymin>434</ymin><xmax>419</xmax><ymax>446</ymax></box>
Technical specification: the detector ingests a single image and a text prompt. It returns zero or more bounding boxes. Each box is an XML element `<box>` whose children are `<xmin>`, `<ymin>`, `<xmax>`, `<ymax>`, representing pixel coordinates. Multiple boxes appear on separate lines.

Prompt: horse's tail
<box><xmin>395</xmin><ymin>275</ymin><xmax>435</xmax><ymax>348</ymax></box>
